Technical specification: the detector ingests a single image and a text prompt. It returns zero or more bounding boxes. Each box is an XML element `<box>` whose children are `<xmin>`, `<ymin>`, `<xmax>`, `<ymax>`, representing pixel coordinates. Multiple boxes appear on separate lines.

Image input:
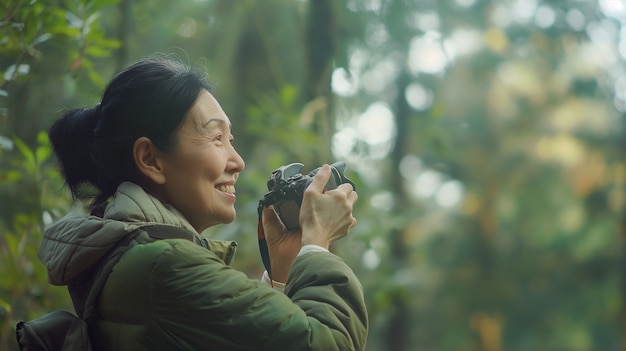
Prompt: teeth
<box><xmin>216</xmin><ymin>184</ymin><xmax>235</xmax><ymax>194</ymax></box>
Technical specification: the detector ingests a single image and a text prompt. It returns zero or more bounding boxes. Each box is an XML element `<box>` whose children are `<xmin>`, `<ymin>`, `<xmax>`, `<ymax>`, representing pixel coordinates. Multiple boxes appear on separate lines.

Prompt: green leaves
<box><xmin>0</xmin><ymin>132</ymin><xmax>72</xmax><ymax>349</ymax></box>
<box><xmin>1</xmin><ymin>0</ymin><xmax>121</xmax><ymax>94</ymax></box>
<box><xmin>6</xmin><ymin>132</ymin><xmax>51</xmax><ymax>182</ymax></box>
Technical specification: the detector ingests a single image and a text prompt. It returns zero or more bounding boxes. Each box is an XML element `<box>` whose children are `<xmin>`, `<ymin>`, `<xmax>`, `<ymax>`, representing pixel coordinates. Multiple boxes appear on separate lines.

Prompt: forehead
<box><xmin>186</xmin><ymin>90</ymin><xmax>232</xmax><ymax>129</ymax></box>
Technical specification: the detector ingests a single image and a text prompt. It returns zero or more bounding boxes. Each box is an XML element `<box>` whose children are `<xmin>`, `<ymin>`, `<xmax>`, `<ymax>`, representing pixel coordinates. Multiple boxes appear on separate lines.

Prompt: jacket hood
<box><xmin>39</xmin><ymin>182</ymin><xmax>199</xmax><ymax>285</ymax></box>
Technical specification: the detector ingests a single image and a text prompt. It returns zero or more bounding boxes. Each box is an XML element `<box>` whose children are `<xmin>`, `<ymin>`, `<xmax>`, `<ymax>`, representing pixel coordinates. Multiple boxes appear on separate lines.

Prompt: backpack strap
<box><xmin>72</xmin><ymin>225</ymin><xmax>204</xmax><ymax>323</ymax></box>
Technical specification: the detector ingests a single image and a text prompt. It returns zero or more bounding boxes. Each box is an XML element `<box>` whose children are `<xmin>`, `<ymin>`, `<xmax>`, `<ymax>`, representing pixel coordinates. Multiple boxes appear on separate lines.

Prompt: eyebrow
<box><xmin>202</xmin><ymin>118</ymin><xmax>231</xmax><ymax>130</ymax></box>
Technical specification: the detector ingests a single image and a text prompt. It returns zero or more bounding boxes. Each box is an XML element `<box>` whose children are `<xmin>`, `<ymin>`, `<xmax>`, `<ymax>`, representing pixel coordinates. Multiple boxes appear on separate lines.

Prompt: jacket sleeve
<box><xmin>147</xmin><ymin>240</ymin><xmax>368</xmax><ymax>351</ymax></box>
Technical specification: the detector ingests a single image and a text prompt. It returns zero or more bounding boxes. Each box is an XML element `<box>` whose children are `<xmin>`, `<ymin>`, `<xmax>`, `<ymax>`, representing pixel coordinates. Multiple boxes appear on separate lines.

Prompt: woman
<box><xmin>40</xmin><ymin>57</ymin><xmax>368</xmax><ymax>350</ymax></box>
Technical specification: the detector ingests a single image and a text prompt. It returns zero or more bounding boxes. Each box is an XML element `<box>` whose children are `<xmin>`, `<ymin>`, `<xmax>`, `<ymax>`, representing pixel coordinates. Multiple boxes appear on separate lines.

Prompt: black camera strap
<box><xmin>257</xmin><ymin>201</ymin><xmax>273</xmax><ymax>286</ymax></box>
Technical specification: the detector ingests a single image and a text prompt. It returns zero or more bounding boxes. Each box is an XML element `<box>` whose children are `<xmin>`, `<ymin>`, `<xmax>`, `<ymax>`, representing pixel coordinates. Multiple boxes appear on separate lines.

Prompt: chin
<box><xmin>212</xmin><ymin>211</ymin><xmax>236</xmax><ymax>226</ymax></box>
<box><xmin>222</xmin><ymin>214</ymin><xmax>236</xmax><ymax>224</ymax></box>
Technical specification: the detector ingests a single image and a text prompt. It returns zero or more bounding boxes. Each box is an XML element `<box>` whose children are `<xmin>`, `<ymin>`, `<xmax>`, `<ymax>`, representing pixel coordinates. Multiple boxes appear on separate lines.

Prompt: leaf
<box><xmin>85</xmin><ymin>13</ymin><xmax>100</xmax><ymax>28</ymax></box>
<box><xmin>0</xmin><ymin>298</ymin><xmax>12</xmax><ymax>314</ymax></box>
<box><xmin>4</xmin><ymin>231</ymin><xmax>19</xmax><ymax>258</ymax></box>
<box><xmin>0</xmin><ymin>135</ymin><xmax>13</xmax><ymax>150</ymax></box>
<box><xmin>35</xmin><ymin>145</ymin><xmax>51</xmax><ymax>163</ymax></box>
<box><xmin>95</xmin><ymin>37</ymin><xmax>121</xmax><ymax>49</ymax></box>
<box><xmin>3</xmin><ymin>64</ymin><xmax>31</xmax><ymax>81</ymax></box>
<box><xmin>36</xmin><ymin>131</ymin><xmax>49</xmax><ymax>145</ymax></box>
<box><xmin>32</xmin><ymin>33</ymin><xmax>53</xmax><ymax>46</ymax></box>
<box><xmin>12</xmin><ymin>137</ymin><xmax>34</xmax><ymax>164</ymax></box>
<box><xmin>4</xmin><ymin>170</ymin><xmax>23</xmax><ymax>183</ymax></box>
<box><xmin>47</xmin><ymin>24</ymin><xmax>81</xmax><ymax>37</ymax></box>
<box><xmin>85</xmin><ymin>45</ymin><xmax>112</xmax><ymax>58</ymax></box>
<box><xmin>279</xmin><ymin>84</ymin><xmax>298</xmax><ymax>106</ymax></box>
<box><xmin>65</xmin><ymin>11</ymin><xmax>83</xmax><ymax>29</ymax></box>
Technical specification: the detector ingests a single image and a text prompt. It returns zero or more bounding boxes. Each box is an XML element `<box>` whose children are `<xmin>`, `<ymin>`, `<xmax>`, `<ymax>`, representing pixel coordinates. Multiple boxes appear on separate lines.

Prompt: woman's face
<box><xmin>158</xmin><ymin>90</ymin><xmax>245</xmax><ymax>232</ymax></box>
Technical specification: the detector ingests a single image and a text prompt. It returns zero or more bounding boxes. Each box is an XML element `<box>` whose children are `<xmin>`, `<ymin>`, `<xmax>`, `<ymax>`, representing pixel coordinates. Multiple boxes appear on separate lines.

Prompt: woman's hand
<box><xmin>262</xmin><ymin>206</ymin><xmax>302</xmax><ymax>283</ymax></box>
<box><xmin>262</xmin><ymin>164</ymin><xmax>358</xmax><ymax>282</ymax></box>
<box><xmin>299</xmin><ymin>164</ymin><xmax>358</xmax><ymax>249</ymax></box>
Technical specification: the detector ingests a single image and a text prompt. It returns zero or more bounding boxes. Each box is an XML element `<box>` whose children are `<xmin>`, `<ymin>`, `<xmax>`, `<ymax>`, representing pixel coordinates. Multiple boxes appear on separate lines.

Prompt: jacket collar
<box><xmin>40</xmin><ymin>182</ymin><xmax>237</xmax><ymax>285</ymax></box>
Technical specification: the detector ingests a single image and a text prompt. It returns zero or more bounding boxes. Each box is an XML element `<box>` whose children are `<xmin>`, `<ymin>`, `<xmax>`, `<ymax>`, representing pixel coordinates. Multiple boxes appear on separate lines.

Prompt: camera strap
<box><xmin>257</xmin><ymin>201</ymin><xmax>273</xmax><ymax>285</ymax></box>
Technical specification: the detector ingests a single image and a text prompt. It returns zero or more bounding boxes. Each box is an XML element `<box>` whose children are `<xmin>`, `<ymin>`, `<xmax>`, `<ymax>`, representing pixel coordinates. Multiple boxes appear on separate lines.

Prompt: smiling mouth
<box><xmin>216</xmin><ymin>184</ymin><xmax>235</xmax><ymax>194</ymax></box>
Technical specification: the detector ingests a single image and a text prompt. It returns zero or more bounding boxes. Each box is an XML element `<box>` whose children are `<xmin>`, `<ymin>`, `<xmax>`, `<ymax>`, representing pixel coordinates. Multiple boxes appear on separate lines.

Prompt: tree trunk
<box><xmin>115</xmin><ymin>0</ymin><xmax>132</xmax><ymax>72</ymax></box>
<box><xmin>385</xmin><ymin>69</ymin><xmax>412</xmax><ymax>351</ymax></box>
<box><xmin>304</xmin><ymin>0</ymin><xmax>337</xmax><ymax>162</ymax></box>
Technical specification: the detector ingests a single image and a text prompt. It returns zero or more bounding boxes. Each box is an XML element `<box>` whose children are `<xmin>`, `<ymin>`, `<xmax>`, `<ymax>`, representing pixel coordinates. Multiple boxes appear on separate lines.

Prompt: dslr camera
<box><xmin>260</xmin><ymin>161</ymin><xmax>356</xmax><ymax>230</ymax></box>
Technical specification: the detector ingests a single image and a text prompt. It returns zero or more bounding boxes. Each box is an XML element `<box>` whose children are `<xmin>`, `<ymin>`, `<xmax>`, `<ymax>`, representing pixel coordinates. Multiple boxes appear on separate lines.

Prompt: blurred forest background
<box><xmin>1</xmin><ymin>0</ymin><xmax>625</xmax><ymax>350</ymax></box>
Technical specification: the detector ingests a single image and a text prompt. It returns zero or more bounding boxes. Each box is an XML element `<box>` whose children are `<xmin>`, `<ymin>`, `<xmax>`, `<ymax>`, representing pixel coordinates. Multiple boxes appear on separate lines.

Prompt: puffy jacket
<box><xmin>38</xmin><ymin>182</ymin><xmax>368</xmax><ymax>350</ymax></box>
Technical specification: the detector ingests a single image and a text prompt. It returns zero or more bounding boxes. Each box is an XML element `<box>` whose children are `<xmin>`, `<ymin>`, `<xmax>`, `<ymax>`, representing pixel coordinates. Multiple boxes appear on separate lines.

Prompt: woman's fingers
<box><xmin>306</xmin><ymin>164</ymin><xmax>331</xmax><ymax>194</ymax></box>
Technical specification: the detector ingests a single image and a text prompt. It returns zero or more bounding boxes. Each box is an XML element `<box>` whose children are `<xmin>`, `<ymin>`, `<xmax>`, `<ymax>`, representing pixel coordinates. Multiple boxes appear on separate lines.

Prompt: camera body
<box><xmin>260</xmin><ymin>161</ymin><xmax>355</xmax><ymax>230</ymax></box>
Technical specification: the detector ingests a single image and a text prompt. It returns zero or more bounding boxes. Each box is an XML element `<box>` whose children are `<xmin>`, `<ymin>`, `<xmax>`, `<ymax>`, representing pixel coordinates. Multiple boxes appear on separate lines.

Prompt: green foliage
<box><xmin>1</xmin><ymin>0</ymin><xmax>64</xmax><ymax>58</ymax></box>
<box><xmin>1</xmin><ymin>0</ymin><xmax>120</xmax><ymax>86</ymax></box>
<box><xmin>244</xmin><ymin>85</ymin><xmax>323</xmax><ymax>163</ymax></box>
<box><xmin>0</xmin><ymin>132</ymin><xmax>72</xmax><ymax>351</ymax></box>
<box><xmin>61</xmin><ymin>0</ymin><xmax>122</xmax><ymax>85</ymax></box>
<box><xmin>0</xmin><ymin>15</ymin><xmax>121</xmax><ymax>348</ymax></box>
<box><xmin>1</xmin><ymin>0</ymin><xmax>122</xmax><ymax>145</ymax></box>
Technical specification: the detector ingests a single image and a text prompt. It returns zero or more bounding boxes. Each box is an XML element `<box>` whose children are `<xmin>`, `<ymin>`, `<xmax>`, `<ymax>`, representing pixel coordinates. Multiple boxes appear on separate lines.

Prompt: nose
<box><xmin>228</xmin><ymin>148</ymin><xmax>245</xmax><ymax>173</ymax></box>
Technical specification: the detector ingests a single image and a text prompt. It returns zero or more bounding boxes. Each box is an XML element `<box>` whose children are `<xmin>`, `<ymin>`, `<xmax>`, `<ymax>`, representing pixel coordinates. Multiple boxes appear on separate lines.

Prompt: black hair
<box><xmin>48</xmin><ymin>56</ymin><xmax>212</xmax><ymax>209</ymax></box>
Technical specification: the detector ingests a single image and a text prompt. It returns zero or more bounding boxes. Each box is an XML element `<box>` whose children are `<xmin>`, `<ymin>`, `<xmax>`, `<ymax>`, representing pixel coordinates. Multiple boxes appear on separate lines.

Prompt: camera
<box><xmin>260</xmin><ymin>161</ymin><xmax>356</xmax><ymax>230</ymax></box>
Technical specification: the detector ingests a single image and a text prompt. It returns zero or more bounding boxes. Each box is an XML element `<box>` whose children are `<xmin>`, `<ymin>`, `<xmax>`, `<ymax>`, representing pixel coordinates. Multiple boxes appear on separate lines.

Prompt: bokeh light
<box><xmin>408</xmin><ymin>31</ymin><xmax>448</xmax><ymax>75</ymax></box>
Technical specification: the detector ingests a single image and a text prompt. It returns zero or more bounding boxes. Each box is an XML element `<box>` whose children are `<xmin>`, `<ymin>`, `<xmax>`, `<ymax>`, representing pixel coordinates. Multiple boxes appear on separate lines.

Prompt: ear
<box><xmin>133</xmin><ymin>137</ymin><xmax>166</xmax><ymax>185</ymax></box>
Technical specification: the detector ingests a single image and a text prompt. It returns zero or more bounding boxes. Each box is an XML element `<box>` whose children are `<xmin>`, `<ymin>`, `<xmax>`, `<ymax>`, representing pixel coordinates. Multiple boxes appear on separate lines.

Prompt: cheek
<box><xmin>201</xmin><ymin>152</ymin><xmax>225</xmax><ymax>179</ymax></box>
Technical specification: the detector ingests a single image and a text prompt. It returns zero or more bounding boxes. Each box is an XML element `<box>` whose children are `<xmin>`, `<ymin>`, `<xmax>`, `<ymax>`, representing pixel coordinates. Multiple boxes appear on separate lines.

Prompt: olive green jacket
<box><xmin>39</xmin><ymin>182</ymin><xmax>368</xmax><ymax>350</ymax></box>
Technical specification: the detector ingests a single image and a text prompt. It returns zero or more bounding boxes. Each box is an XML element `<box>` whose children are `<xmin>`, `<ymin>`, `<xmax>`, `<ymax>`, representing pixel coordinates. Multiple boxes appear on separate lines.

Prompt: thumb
<box><xmin>306</xmin><ymin>164</ymin><xmax>331</xmax><ymax>193</ymax></box>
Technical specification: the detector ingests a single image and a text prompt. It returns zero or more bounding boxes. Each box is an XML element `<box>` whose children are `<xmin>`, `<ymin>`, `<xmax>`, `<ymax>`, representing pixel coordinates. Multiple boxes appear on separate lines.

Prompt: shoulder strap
<box><xmin>257</xmin><ymin>202</ymin><xmax>273</xmax><ymax>280</ymax></box>
<box><xmin>72</xmin><ymin>225</ymin><xmax>204</xmax><ymax>322</ymax></box>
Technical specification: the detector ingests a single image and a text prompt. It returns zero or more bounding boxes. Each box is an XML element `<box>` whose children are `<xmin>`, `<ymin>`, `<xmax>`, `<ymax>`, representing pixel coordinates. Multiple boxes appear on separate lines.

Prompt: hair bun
<box><xmin>48</xmin><ymin>107</ymin><xmax>101</xmax><ymax>198</ymax></box>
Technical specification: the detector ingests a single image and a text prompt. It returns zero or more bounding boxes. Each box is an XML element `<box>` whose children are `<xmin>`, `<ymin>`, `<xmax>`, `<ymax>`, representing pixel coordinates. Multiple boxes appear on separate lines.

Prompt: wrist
<box><xmin>269</xmin><ymin>265</ymin><xmax>289</xmax><ymax>283</ymax></box>
<box><xmin>300</xmin><ymin>226</ymin><xmax>330</xmax><ymax>249</ymax></box>
<box><xmin>301</xmin><ymin>235</ymin><xmax>329</xmax><ymax>249</ymax></box>
<box><xmin>261</xmin><ymin>271</ymin><xmax>286</xmax><ymax>292</ymax></box>
<box><xmin>269</xmin><ymin>256</ymin><xmax>295</xmax><ymax>283</ymax></box>
<box><xmin>299</xmin><ymin>245</ymin><xmax>330</xmax><ymax>256</ymax></box>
